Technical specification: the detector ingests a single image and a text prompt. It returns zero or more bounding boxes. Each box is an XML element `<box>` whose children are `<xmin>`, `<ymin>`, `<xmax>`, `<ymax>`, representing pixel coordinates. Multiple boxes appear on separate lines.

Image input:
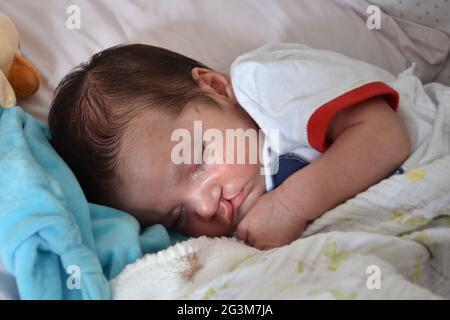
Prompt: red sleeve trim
<box><xmin>307</xmin><ymin>81</ymin><xmax>399</xmax><ymax>153</ymax></box>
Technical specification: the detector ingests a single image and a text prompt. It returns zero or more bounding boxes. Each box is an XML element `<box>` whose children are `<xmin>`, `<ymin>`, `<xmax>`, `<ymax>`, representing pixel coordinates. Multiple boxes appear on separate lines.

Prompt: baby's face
<box><xmin>115</xmin><ymin>96</ymin><xmax>266</xmax><ymax>237</ymax></box>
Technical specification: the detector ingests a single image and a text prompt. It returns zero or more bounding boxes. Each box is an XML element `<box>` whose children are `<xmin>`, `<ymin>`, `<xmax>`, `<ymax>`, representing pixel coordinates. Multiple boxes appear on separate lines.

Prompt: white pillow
<box><xmin>1</xmin><ymin>0</ymin><xmax>448</xmax><ymax>121</ymax></box>
<box><xmin>368</xmin><ymin>0</ymin><xmax>450</xmax><ymax>36</ymax></box>
<box><xmin>368</xmin><ymin>0</ymin><xmax>450</xmax><ymax>85</ymax></box>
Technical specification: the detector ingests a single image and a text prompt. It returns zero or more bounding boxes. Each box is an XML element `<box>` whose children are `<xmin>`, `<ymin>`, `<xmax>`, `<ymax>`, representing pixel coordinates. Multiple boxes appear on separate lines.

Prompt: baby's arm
<box><xmin>278</xmin><ymin>97</ymin><xmax>410</xmax><ymax>222</ymax></box>
<box><xmin>236</xmin><ymin>97</ymin><xmax>411</xmax><ymax>249</ymax></box>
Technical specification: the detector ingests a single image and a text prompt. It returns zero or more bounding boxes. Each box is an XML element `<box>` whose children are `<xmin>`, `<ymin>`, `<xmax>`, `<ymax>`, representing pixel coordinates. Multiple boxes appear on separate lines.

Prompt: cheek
<box><xmin>189</xmin><ymin>164</ymin><xmax>234</xmax><ymax>191</ymax></box>
<box><xmin>208</xmin><ymin>163</ymin><xmax>245</xmax><ymax>180</ymax></box>
<box><xmin>188</xmin><ymin>164</ymin><xmax>225</xmax><ymax>191</ymax></box>
<box><xmin>218</xmin><ymin>163</ymin><xmax>259</xmax><ymax>181</ymax></box>
<box><xmin>190</xmin><ymin>163</ymin><xmax>258</xmax><ymax>191</ymax></box>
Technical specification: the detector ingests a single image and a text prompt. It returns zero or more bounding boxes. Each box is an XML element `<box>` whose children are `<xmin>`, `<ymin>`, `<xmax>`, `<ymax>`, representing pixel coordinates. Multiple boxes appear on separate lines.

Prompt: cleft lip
<box><xmin>218</xmin><ymin>198</ymin><xmax>234</xmax><ymax>226</ymax></box>
<box><xmin>229</xmin><ymin>186</ymin><xmax>249</xmax><ymax>225</ymax></box>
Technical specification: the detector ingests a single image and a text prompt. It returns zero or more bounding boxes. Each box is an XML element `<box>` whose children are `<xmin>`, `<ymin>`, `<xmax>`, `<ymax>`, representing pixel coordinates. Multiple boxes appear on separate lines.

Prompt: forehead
<box><xmin>114</xmin><ymin>101</ymin><xmax>213</xmax><ymax>213</ymax></box>
<box><xmin>116</xmin><ymin>110</ymin><xmax>178</xmax><ymax>210</ymax></box>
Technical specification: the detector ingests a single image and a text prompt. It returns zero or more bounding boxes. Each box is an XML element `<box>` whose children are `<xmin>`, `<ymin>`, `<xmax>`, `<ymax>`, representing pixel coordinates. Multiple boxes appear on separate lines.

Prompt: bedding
<box><xmin>0</xmin><ymin>107</ymin><xmax>186</xmax><ymax>299</ymax></box>
<box><xmin>111</xmin><ymin>154</ymin><xmax>450</xmax><ymax>299</ymax></box>
<box><xmin>1</xmin><ymin>0</ymin><xmax>449</xmax><ymax>122</ymax></box>
<box><xmin>0</xmin><ymin>0</ymin><xmax>449</xmax><ymax>299</ymax></box>
<box><xmin>368</xmin><ymin>0</ymin><xmax>450</xmax><ymax>36</ymax></box>
<box><xmin>366</xmin><ymin>0</ymin><xmax>450</xmax><ymax>85</ymax></box>
<box><xmin>0</xmin><ymin>261</ymin><xmax>18</xmax><ymax>300</ymax></box>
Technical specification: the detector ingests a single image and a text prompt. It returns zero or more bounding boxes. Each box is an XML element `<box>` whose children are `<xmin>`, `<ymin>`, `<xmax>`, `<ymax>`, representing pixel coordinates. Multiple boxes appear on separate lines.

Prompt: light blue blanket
<box><xmin>0</xmin><ymin>107</ymin><xmax>185</xmax><ymax>299</ymax></box>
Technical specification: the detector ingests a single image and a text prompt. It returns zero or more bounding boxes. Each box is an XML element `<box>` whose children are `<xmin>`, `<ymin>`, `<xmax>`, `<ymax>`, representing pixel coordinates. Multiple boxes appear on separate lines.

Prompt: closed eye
<box><xmin>187</xmin><ymin>141</ymin><xmax>205</xmax><ymax>175</ymax></box>
<box><xmin>171</xmin><ymin>205</ymin><xmax>185</xmax><ymax>228</ymax></box>
<box><xmin>197</xmin><ymin>141</ymin><xmax>205</xmax><ymax>168</ymax></box>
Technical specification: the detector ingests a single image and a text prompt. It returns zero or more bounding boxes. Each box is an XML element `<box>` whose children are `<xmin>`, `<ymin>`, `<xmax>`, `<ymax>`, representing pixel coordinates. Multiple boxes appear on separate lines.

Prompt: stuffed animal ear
<box><xmin>7</xmin><ymin>52</ymin><xmax>41</xmax><ymax>100</ymax></box>
<box><xmin>0</xmin><ymin>70</ymin><xmax>16</xmax><ymax>108</ymax></box>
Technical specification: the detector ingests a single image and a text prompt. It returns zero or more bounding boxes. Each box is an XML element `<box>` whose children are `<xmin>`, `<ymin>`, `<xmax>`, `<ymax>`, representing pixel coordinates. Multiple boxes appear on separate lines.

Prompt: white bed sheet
<box><xmin>0</xmin><ymin>0</ymin><xmax>449</xmax><ymax>122</ymax></box>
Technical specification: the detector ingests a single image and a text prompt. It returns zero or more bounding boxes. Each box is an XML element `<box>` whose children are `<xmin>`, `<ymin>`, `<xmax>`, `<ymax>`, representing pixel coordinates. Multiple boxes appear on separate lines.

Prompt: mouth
<box><xmin>218</xmin><ymin>198</ymin><xmax>235</xmax><ymax>226</ymax></box>
<box><xmin>230</xmin><ymin>189</ymin><xmax>245</xmax><ymax>213</ymax></box>
<box><xmin>230</xmin><ymin>186</ymin><xmax>249</xmax><ymax>225</ymax></box>
<box><xmin>217</xmin><ymin>186</ymin><xmax>248</xmax><ymax>227</ymax></box>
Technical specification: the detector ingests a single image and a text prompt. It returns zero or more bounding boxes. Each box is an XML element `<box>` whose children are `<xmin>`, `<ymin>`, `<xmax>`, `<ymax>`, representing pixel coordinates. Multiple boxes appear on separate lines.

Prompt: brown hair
<box><xmin>49</xmin><ymin>44</ymin><xmax>213</xmax><ymax>205</ymax></box>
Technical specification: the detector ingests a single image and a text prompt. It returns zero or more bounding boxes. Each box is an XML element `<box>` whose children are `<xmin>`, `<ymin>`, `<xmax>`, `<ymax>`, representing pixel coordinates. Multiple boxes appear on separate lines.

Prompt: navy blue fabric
<box><xmin>271</xmin><ymin>153</ymin><xmax>404</xmax><ymax>189</ymax></box>
<box><xmin>272</xmin><ymin>154</ymin><xmax>310</xmax><ymax>189</ymax></box>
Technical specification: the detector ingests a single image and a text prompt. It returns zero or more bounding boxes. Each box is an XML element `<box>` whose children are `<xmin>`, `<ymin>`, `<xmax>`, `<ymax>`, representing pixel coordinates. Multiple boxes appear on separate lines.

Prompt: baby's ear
<box><xmin>191</xmin><ymin>67</ymin><xmax>235</xmax><ymax>101</ymax></box>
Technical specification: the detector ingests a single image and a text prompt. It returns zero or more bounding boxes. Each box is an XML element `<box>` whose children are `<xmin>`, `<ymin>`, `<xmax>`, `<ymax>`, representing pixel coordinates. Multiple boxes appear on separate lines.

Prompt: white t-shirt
<box><xmin>230</xmin><ymin>43</ymin><xmax>450</xmax><ymax>191</ymax></box>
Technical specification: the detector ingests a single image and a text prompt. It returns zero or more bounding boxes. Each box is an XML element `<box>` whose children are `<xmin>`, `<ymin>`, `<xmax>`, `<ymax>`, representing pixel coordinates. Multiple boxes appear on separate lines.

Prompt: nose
<box><xmin>189</xmin><ymin>184</ymin><xmax>222</xmax><ymax>221</ymax></box>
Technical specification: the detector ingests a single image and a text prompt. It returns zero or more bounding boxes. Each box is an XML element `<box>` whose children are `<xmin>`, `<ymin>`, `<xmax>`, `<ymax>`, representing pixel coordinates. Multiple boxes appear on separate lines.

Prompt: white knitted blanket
<box><xmin>111</xmin><ymin>156</ymin><xmax>450</xmax><ymax>299</ymax></box>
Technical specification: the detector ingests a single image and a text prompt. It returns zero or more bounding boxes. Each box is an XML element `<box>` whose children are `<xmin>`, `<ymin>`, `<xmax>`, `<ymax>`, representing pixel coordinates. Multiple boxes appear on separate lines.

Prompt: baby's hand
<box><xmin>235</xmin><ymin>188</ymin><xmax>307</xmax><ymax>250</ymax></box>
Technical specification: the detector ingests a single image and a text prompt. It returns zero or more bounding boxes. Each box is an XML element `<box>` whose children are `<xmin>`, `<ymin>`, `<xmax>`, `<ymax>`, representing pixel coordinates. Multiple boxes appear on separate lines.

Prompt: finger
<box><xmin>246</xmin><ymin>233</ymin><xmax>256</xmax><ymax>248</ymax></box>
<box><xmin>254</xmin><ymin>240</ymin><xmax>271</xmax><ymax>251</ymax></box>
<box><xmin>260</xmin><ymin>244</ymin><xmax>275</xmax><ymax>251</ymax></box>
<box><xmin>254</xmin><ymin>243</ymin><xmax>265</xmax><ymax>250</ymax></box>
<box><xmin>235</xmin><ymin>220</ymin><xmax>249</xmax><ymax>243</ymax></box>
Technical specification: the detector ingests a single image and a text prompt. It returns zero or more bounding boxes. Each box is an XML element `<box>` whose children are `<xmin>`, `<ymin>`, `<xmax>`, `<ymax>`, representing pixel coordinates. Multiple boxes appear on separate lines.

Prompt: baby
<box><xmin>49</xmin><ymin>43</ymin><xmax>411</xmax><ymax>250</ymax></box>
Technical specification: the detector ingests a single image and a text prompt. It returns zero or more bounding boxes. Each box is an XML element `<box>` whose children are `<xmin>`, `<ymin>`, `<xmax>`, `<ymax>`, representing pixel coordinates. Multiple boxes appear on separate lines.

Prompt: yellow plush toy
<box><xmin>0</xmin><ymin>11</ymin><xmax>41</xmax><ymax>108</ymax></box>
